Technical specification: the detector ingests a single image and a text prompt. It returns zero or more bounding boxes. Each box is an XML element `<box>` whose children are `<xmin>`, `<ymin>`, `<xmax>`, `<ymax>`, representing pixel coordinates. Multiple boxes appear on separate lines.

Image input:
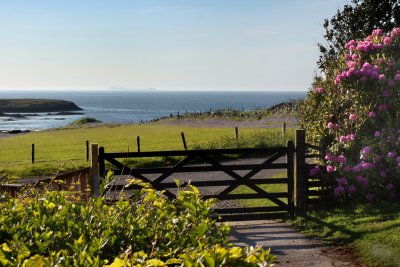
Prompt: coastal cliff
<box><xmin>0</xmin><ymin>99</ymin><xmax>83</xmax><ymax>113</ymax></box>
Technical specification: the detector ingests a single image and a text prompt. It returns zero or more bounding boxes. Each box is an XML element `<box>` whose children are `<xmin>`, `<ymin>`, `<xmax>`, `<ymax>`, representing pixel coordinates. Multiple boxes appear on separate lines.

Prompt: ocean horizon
<box><xmin>0</xmin><ymin>90</ymin><xmax>307</xmax><ymax>131</ymax></box>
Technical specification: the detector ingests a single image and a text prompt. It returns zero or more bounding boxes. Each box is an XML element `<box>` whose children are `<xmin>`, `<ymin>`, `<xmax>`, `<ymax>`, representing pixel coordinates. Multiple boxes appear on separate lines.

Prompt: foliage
<box><xmin>0</xmin><ymin>182</ymin><xmax>276</xmax><ymax>266</ymax></box>
<box><xmin>317</xmin><ymin>0</ymin><xmax>400</xmax><ymax>70</ymax></box>
<box><xmin>70</xmin><ymin>117</ymin><xmax>102</xmax><ymax>126</ymax></box>
<box><xmin>301</xmin><ymin>28</ymin><xmax>400</xmax><ymax>202</ymax></box>
<box><xmin>291</xmin><ymin>202</ymin><xmax>400</xmax><ymax>266</ymax></box>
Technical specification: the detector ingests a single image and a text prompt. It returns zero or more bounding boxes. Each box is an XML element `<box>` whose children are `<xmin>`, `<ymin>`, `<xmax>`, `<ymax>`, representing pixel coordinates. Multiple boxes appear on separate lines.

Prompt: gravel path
<box><xmin>229</xmin><ymin>220</ymin><xmax>363</xmax><ymax>267</ymax></box>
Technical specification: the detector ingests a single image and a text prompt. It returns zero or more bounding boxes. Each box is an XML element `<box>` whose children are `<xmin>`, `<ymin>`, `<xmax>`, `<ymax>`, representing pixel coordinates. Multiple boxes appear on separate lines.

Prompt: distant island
<box><xmin>0</xmin><ymin>99</ymin><xmax>83</xmax><ymax>113</ymax></box>
<box><xmin>107</xmin><ymin>87</ymin><xmax>157</xmax><ymax>91</ymax></box>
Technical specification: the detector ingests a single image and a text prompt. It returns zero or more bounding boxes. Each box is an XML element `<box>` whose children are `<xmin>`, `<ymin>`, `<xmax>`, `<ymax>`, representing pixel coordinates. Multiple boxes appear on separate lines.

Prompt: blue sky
<box><xmin>0</xmin><ymin>0</ymin><xmax>349</xmax><ymax>91</ymax></box>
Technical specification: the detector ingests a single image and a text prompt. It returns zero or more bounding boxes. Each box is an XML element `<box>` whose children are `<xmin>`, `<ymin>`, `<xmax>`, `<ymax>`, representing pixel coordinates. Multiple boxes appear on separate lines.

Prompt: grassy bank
<box><xmin>292</xmin><ymin>203</ymin><xmax>400</xmax><ymax>267</ymax></box>
<box><xmin>0</xmin><ymin>123</ymin><xmax>294</xmax><ymax>177</ymax></box>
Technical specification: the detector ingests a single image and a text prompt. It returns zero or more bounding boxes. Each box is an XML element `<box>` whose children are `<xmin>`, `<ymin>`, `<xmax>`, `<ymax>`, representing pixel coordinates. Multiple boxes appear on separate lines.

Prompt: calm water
<box><xmin>0</xmin><ymin>91</ymin><xmax>306</xmax><ymax>131</ymax></box>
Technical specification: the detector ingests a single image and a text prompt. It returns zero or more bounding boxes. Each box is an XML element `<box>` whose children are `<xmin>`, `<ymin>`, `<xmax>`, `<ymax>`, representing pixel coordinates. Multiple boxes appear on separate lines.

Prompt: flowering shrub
<box><xmin>300</xmin><ymin>28</ymin><xmax>400</xmax><ymax>202</ymax></box>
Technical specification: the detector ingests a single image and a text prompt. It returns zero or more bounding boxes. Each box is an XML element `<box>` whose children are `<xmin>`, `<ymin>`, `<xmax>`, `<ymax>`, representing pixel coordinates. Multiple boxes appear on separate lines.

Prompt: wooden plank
<box><xmin>153</xmin><ymin>155</ymin><xmax>196</xmax><ymax>183</ymax></box>
<box><xmin>213</xmin><ymin>206</ymin><xmax>284</xmax><ymax>214</ymax></box>
<box><xmin>218</xmin><ymin>151</ymin><xmax>285</xmax><ymax>196</ymax></box>
<box><xmin>91</xmin><ymin>144</ymin><xmax>100</xmax><ymax>197</ymax></box>
<box><xmin>106</xmin><ymin>178</ymin><xmax>289</xmax><ymax>191</ymax></box>
<box><xmin>205</xmin><ymin>192</ymin><xmax>288</xmax><ymax>200</ymax></box>
<box><xmin>305</xmin><ymin>154</ymin><xmax>321</xmax><ymax>159</ymax></box>
<box><xmin>295</xmin><ymin>129</ymin><xmax>307</xmax><ymax>210</ymax></box>
<box><xmin>305</xmin><ymin>143</ymin><xmax>320</xmax><ymax>151</ymax></box>
<box><xmin>307</xmin><ymin>190</ymin><xmax>321</xmax><ymax>197</ymax></box>
<box><xmin>286</xmin><ymin>140</ymin><xmax>295</xmax><ymax>215</ymax></box>
<box><xmin>102</xmin><ymin>147</ymin><xmax>288</xmax><ymax>158</ymax></box>
<box><xmin>215</xmin><ymin>212</ymin><xmax>287</xmax><ymax>221</ymax></box>
<box><xmin>308</xmin><ymin>181</ymin><xmax>322</xmax><ymax>187</ymax></box>
<box><xmin>112</xmin><ymin>163</ymin><xmax>288</xmax><ymax>175</ymax></box>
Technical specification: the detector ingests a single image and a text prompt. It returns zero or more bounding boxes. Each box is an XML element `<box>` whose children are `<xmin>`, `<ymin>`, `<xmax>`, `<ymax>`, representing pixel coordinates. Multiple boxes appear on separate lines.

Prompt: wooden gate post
<box><xmin>90</xmin><ymin>143</ymin><xmax>100</xmax><ymax>197</ymax></box>
<box><xmin>295</xmin><ymin>129</ymin><xmax>307</xmax><ymax>210</ymax></box>
<box><xmin>286</xmin><ymin>140</ymin><xmax>295</xmax><ymax>215</ymax></box>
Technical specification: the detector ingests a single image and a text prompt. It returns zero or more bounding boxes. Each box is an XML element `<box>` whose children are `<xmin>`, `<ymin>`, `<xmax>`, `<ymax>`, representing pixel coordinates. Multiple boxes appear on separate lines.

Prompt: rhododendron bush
<box><xmin>300</xmin><ymin>28</ymin><xmax>400</xmax><ymax>202</ymax></box>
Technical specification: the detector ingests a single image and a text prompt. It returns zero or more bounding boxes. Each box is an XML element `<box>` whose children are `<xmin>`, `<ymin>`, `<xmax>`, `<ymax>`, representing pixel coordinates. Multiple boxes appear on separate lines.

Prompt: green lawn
<box><xmin>0</xmin><ymin>123</ymin><xmax>294</xmax><ymax>177</ymax></box>
<box><xmin>292</xmin><ymin>202</ymin><xmax>400</xmax><ymax>267</ymax></box>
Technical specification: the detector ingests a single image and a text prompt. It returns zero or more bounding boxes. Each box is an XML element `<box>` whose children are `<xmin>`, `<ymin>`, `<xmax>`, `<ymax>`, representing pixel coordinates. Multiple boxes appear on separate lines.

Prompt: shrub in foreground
<box><xmin>0</xmin><ymin>182</ymin><xmax>275</xmax><ymax>266</ymax></box>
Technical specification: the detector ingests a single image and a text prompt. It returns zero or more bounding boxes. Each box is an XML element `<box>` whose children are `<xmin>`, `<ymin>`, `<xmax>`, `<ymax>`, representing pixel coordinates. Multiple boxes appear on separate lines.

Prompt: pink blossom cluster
<box><xmin>310</xmin><ymin>28</ymin><xmax>400</xmax><ymax>202</ymax></box>
<box><xmin>332</xmin><ymin>28</ymin><xmax>400</xmax><ymax>85</ymax></box>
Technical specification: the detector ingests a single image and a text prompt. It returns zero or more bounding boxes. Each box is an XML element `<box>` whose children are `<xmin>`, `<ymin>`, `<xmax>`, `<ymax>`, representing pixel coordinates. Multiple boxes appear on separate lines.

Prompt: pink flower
<box><xmin>338</xmin><ymin>177</ymin><xmax>347</xmax><ymax>186</ymax></box>
<box><xmin>368</xmin><ymin>111</ymin><xmax>376</xmax><ymax>118</ymax></box>
<box><xmin>394</xmin><ymin>73</ymin><xmax>400</xmax><ymax>81</ymax></box>
<box><xmin>360</xmin><ymin>178</ymin><xmax>369</xmax><ymax>187</ymax></box>
<box><xmin>379</xmin><ymin>74</ymin><xmax>386</xmax><ymax>80</ymax></box>
<box><xmin>386</xmin><ymin>183</ymin><xmax>394</xmax><ymax>191</ymax></box>
<box><xmin>314</xmin><ymin>87</ymin><xmax>324</xmax><ymax>94</ymax></box>
<box><xmin>387</xmin><ymin>152</ymin><xmax>395</xmax><ymax>158</ymax></box>
<box><xmin>351</xmin><ymin>54</ymin><xmax>358</xmax><ymax>60</ymax></box>
<box><xmin>326</xmin><ymin>165</ymin><xmax>335</xmax><ymax>173</ymax></box>
<box><xmin>395</xmin><ymin>156</ymin><xmax>400</xmax><ymax>162</ymax></box>
<box><xmin>383</xmin><ymin>36</ymin><xmax>392</xmax><ymax>45</ymax></box>
<box><xmin>380</xmin><ymin>170</ymin><xmax>387</xmax><ymax>178</ymax></box>
<box><xmin>361</xmin><ymin>146</ymin><xmax>371</xmax><ymax>154</ymax></box>
<box><xmin>348</xmin><ymin>185</ymin><xmax>356</xmax><ymax>194</ymax></box>
<box><xmin>372</xmin><ymin>29</ymin><xmax>383</xmax><ymax>35</ymax></box>
<box><xmin>338</xmin><ymin>155</ymin><xmax>346</xmax><ymax>164</ymax></box>
<box><xmin>349</xmin><ymin>113</ymin><xmax>357</xmax><ymax>121</ymax></box>
<box><xmin>374</xmin><ymin>131</ymin><xmax>381</xmax><ymax>137</ymax></box>
<box><xmin>379</xmin><ymin>104</ymin><xmax>388</xmax><ymax>111</ymax></box>
<box><xmin>327</xmin><ymin>122</ymin><xmax>335</xmax><ymax>129</ymax></box>
<box><xmin>382</xmin><ymin>90</ymin><xmax>390</xmax><ymax>97</ymax></box>
<box><xmin>339</xmin><ymin>135</ymin><xmax>347</xmax><ymax>143</ymax></box>
<box><xmin>343</xmin><ymin>165</ymin><xmax>351</xmax><ymax>172</ymax></box>
<box><xmin>334</xmin><ymin>186</ymin><xmax>345</xmax><ymax>197</ymax></box>
<box><xmin>347</xmin><ymin>133</ymin><xmax>356</xmax><ymax>141</ymax></box>
<box><xmin>325</xmin><ymin>153</ymin><xmax>333</xmax><ymax>161</ymax></box>
<box><xmin>352</xmin><ymin>165</ymin><xmax>361</xmax><ymax>173</ymax></box>
<box><xmin>366</xmin><ymin>193</ymin><xmax>374</xmax><ymax>202</ymax></box>
<box><xmin>309</xmin><ymin>166</ymin><xmax>320</xmax><ymax>177</ymax></box>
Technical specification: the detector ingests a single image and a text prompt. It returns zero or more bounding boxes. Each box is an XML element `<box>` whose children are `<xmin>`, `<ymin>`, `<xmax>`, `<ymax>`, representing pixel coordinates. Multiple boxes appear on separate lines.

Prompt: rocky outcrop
<box><xmin>0</xmin><ymin>99</ymin><xmax>83</xmax><ymax>113</ymax></box>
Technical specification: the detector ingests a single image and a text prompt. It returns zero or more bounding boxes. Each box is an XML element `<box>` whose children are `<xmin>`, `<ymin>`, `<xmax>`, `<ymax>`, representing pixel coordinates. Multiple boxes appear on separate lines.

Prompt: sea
<box><xmin>0</xmin><ymin>91</ymin><xmax>306</xmax><ymax>131</ymax></box>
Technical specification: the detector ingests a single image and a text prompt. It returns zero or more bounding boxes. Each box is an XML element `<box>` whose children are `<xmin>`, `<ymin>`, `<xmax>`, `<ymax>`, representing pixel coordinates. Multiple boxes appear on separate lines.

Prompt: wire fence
<box><xmin>0</xmin><ymin>126</ymin><xmax>294</xmax><ymax>172</ymax></box>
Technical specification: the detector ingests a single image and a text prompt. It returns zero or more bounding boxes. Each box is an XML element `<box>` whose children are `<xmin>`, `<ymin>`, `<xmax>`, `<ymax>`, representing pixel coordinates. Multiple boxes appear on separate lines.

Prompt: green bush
<box><xmin>0</xmin><ymin>181</ymin><xmax>276</xmax><ymax>266</ymax></box>
<box><xmin>70</xmin><ymin>117</ymin><xmax>101</xmax><ymax>126</ymax></box>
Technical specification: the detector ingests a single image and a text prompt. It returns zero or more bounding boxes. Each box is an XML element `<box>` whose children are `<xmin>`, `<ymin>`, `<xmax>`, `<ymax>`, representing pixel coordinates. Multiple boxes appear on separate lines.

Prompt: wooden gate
<box><xmin>97</xmin><ymin>141</ymin><xmax>295</xmax><ymax>221</ymax></box>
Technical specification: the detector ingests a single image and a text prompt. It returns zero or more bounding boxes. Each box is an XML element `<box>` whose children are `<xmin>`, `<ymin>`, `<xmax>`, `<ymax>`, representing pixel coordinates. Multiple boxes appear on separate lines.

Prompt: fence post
<box><xmin>319</xmin><ymin>136</ymin><xmax>327</xmax><ymax>160</ymax></box>
<box><xmin>90</xmin><ymin>144</ymin><xmax>100</xmax><ymax>197</ymax></box>
<box><xmin>286</xmin><ymin>140</ymin><xmax>295</xmax><ymax>216</ymax></box>
<box><xmin>181</xmin><ymin>132</ymin><xmax>187</xmax><ymax>150</ymax></box>
<box><xmin>282</xmin><ymin>122</ymin><xmax>286</xmax><ymax>136</ymax></box>
<box><xmin>234</xmin><ymin>127</ymin><xmax>239</xmax><ymax>147</ymax></box>
<box><xmin>295</xmin><ymin>129</ymin><xmax>307</xmax><ymax>210</ymax></box>
<box><xmin>31</xmin><ymin>144</ymin><xmax>35</xmax><ymax>164</ymax></box>
<box><xmin>137</xmin><ymin>136</ymin><xmax>141</xmax><ymax>152</ymax></box>
<box><xmin>86</xmin><ymin>140</ymin><xmax>90</xmax><ymax>161</ymax></box>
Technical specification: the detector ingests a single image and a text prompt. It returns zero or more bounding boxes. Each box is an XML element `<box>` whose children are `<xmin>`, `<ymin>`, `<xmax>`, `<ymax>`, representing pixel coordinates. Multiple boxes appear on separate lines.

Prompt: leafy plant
<box><xmin>0</xmin><ymin>181</ymin><xmax>276</xmax><ymax>266</ymax></box>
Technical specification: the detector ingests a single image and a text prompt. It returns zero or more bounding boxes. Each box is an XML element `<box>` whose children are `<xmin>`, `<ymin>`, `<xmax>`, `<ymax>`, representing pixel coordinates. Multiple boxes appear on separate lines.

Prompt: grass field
<box><xmin>0</xmin><ymin>123</ymin><xmax>294</xmax><ymax>177</ymax></box>
<box><xmin>292</xmin><ymin>203</ymin><xmax>400</xmax><ymax>267</ymax></box>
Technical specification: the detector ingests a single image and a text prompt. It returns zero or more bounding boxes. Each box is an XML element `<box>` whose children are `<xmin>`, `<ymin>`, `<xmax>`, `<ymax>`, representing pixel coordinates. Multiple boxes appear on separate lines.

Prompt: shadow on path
<box><xmin>229</xmin><ymin>220</ymin><xmax>361</xmax><ymax>267</ymax></box>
